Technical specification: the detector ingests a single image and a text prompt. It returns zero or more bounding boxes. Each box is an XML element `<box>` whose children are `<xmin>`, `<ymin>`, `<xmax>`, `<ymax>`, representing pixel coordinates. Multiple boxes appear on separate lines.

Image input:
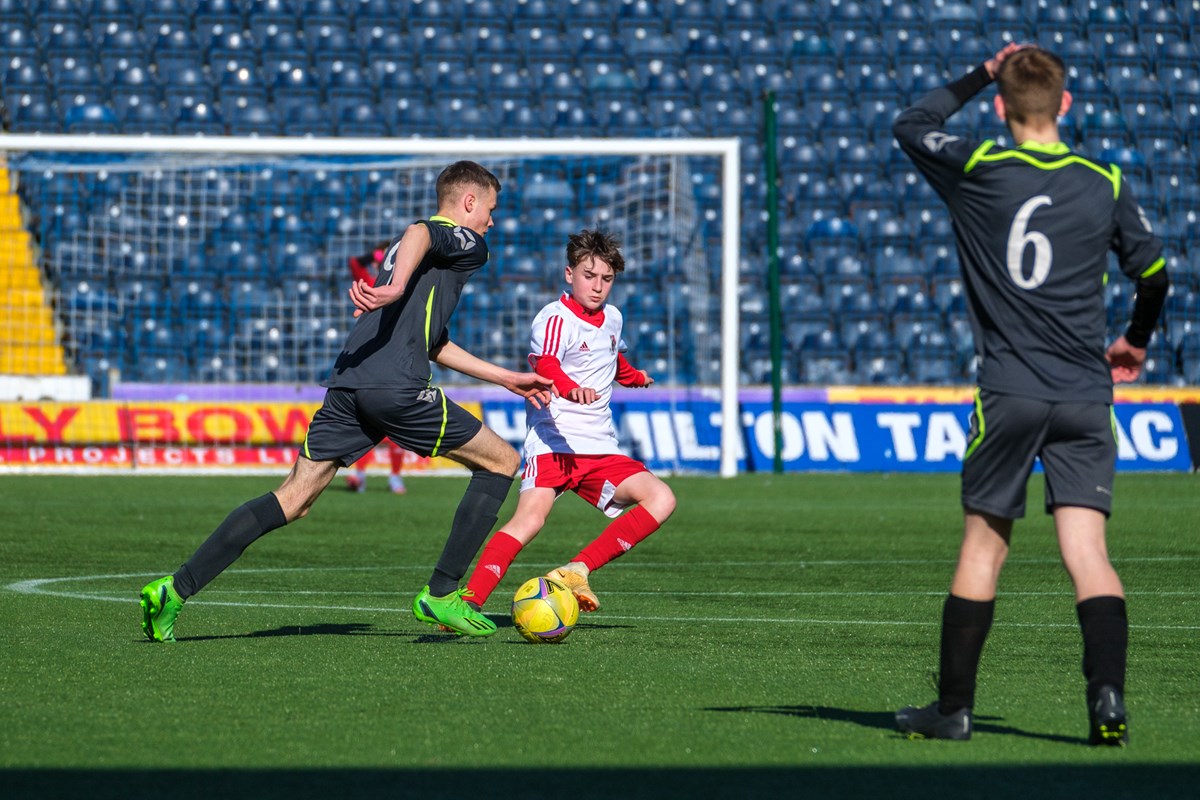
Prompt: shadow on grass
<box><xmin>706</xmin><ymin>704</ymin><xmax>1084</xmax><ymax>745</ymax></box>
<box><xmin>7</xmin><ymin>766</ymin><xmax>1199</xmax><ymax>800</ymax></box>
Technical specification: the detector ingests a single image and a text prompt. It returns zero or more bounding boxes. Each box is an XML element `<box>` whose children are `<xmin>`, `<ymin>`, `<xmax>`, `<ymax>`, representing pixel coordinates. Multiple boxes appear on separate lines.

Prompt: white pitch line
<box><xmin>5</xmin><ymin>571</ymin><xmax>1198</xmax><ymax>630</ymax></box>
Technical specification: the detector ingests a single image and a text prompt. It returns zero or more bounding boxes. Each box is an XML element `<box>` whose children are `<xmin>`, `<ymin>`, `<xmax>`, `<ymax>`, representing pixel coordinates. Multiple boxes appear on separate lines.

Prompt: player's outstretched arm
<box><xmin>433</xmin><ymin>340</ymin><xmax>556</xmax><ymax>408</ymax></box>
<box><xmin>349</xmin><ymin>223</ymin><xmax>430</xmax><ymax>317</ymax></box>
<box><xmin>1106</xmin><ymin>336</ymin><xmax>1147</xmax><ymax>384</ymax></box>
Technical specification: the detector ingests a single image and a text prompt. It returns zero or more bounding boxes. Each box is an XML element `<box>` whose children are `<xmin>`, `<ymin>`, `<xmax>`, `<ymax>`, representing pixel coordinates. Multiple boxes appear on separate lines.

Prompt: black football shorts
<box><xmin>301</xmin><ymin>386</ymin><xmax>483</xmax><ymax>466</ymax></box>
<box><xmin>961</xmin><ymin>389</ymin><xmax>1116</xmax><ymax>519</ymax></box>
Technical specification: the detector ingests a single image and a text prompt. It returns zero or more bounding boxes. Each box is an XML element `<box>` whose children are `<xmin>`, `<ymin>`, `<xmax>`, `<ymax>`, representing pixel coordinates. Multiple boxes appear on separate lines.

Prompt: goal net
<box><xmin>0</xmin><ymin>136</ymin><xmax>740</xmax><ymax>475</ymax></box>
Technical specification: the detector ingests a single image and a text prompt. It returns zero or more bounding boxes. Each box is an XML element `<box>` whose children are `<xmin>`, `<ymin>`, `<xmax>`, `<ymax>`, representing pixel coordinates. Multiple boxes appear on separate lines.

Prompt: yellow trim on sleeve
<box><xmin>1140</xmin><ymin>257</ymin><xmax>1166</xmax><ymax>279</ymax></box>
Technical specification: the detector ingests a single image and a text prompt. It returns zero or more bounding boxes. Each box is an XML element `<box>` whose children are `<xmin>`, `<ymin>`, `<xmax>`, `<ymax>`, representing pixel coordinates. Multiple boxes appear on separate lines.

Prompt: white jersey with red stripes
<box><xmin>524</xmin><ymin>293</ymin><xmax>627</xmax><ymax>458</ymax></box>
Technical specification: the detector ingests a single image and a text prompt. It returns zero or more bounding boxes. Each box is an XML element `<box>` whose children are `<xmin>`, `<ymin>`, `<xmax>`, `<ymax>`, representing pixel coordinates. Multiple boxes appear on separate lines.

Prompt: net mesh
<box><xmin>7</xmin><ymin>150</ymin><xmax>723</xmax><ymax>394</ymax></box>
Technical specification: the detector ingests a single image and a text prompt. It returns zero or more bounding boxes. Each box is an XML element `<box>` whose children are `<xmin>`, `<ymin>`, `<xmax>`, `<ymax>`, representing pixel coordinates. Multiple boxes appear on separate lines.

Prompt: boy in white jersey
<box><xmin>462</xmin><ymin>229</ymin><xmax>676</xmax><ymax>613</ymax></box>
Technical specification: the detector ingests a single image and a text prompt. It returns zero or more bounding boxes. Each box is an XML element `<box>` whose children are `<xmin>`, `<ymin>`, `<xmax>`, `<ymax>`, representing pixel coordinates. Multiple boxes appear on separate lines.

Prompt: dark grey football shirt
<box><xmin>895</xmin><ymin>86</ymin><xmax>1164</xmax><ymax>403</ymax></box>
<box><xmin>323</xmin><ymin>215</ymin><xmax>488</xmax><ymax>390</ymax></box>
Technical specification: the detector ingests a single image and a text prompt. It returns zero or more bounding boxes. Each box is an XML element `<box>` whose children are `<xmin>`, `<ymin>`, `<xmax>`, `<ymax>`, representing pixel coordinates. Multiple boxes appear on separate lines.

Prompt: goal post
<box><xmin>0</xmin><ymin>134</ymin><xmax>741</xmax><ymax>477</ymax></box>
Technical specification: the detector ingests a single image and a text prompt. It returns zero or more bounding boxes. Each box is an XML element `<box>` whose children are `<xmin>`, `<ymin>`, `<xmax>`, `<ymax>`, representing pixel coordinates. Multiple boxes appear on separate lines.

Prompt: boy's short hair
<box><xmin>996</xmin><ymin>47</ymin><xmax>1067</xmax><ymax>125</ymax></box>
<box><xmin>435</xmin><ymin>161</ymin><xmax>501</xmax><ymax>205</ymax></box>
<box><xmin>566</xmin><ymin>229</ymin><xmax>625</xmax><ymax>273</ymax></box>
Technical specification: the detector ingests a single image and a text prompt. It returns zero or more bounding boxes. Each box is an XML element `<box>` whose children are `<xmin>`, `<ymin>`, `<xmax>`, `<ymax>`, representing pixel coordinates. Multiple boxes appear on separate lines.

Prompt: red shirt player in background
<box><xmin>345</xmin><ymin>241</ymin><xmax>408</xmax><ymax>494</ymax></box>
<box><xmin>460</xmin><ymin>229</ymin><xmax>676</xmax><ymax>614</ymax></box>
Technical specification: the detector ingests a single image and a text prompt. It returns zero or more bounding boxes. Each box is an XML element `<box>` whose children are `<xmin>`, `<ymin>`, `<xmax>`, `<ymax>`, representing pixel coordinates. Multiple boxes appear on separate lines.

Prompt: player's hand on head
<box><xmin>1106</xmin><ymin>335</ymin><xmax>1146</xmax><ymax>384</ymax></box>
<box><xmin>985</xmin><ymin>41</ymin><xmax>1027</xmax><ymax>78</ymax></box>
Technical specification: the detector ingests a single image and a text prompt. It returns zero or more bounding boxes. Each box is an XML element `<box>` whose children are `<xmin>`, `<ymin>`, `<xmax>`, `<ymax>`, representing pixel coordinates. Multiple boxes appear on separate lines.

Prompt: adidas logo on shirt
<box><xmin>580</xmin><ymin>342</ymin><xmax>590</xmax><ymax>351</ymax></box>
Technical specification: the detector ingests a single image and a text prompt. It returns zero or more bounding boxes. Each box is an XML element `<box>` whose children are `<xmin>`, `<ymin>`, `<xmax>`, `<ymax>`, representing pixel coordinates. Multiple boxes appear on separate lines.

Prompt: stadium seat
<box><xmin>226</xmin><ymin>102</ymin><xmax>280</xmax><ymax>136</ymax></box>
<box><xmin>0</xmin><ymin>24</ymin><xmax>37</xmax><ymax>57</ymax></box>
<box><xmin>1085</xmin><ymin>4</ymin><xmax>1133</xmax><ymax>40</ymax></box>
<box><xmin>0</xmin><ymin>0</ymin><xmax>28</xmax><ymax>23</ymax></box>
<box><xmin>117</xmin><ymin>96</ymin><xmax>172</xmax><ymax>134</ymax></box>
<box><xmin>140</xmin><ymin>0</ymin><xmax>191</xmax><ymax>28</ymax></box>
<box><xmin>152</xmin><ymin>26</ymin><xmax>204</xmax><ymax>72</ymax></box>
<box><xmin>194</xmin><ymin>0</ymin><xmax>245</xmax><ymax>30</ymax></box>
<box><xmin>616</xmin><ymin>0</ymin><xmax>665</xmax><ymax>34</ymax></box>
<box><xmin>10</xmin><ymin>98</ymin><xmax>59</xmax><ymax>132</ymax></box>
<box><xmin>64</xmin><ymin>101</ymin><xmax>119</xmax><ymax>133</ymax></box>
<box><xmin>511</xmin><ymin>0</ymin><xmax>558</xmax><ymax>32</ymax></box>
<box><xmin>323</xmin><ymin>61</ymin><xmax>371</xmax><ymax>117</ymax></box>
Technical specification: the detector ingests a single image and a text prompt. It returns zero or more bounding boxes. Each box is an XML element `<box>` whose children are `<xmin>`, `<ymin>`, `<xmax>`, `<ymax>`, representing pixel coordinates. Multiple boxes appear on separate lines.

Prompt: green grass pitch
<box><xmin>1</xmin><ymin>472</ymin><xmax>1197</xmax><ymax>799</ymax></box>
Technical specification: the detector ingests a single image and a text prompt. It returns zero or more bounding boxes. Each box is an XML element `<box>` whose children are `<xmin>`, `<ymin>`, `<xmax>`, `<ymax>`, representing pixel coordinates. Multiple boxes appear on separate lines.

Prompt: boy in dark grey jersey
<box><xmin>139</xmin><ymin>161</ymin><xmax>554</xmax><ymax>642</ymax></box>
<box><xmin>892</xmin><ymin>45</ymin><xmax>1168</xmax><ymax>745</ymax></box>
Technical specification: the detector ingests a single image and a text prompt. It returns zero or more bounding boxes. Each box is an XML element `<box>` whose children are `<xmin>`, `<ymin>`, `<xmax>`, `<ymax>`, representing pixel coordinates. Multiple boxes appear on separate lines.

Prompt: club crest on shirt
<box><xmin>610</xmin><ymin>335</ymin><xmax>617</xmax><ymax>354</ymax></box>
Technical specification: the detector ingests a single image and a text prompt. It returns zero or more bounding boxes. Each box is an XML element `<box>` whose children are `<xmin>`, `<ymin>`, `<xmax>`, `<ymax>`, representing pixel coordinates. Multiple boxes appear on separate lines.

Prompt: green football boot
<box><xmin>140</xmin><ymin>576</ymin><xmax>184</xmax><ymax>643</ymax></box>
<box><xmin>412</xmin><ymin>585</ymin><xmax>496</xmax><ymax>637</ymax></box>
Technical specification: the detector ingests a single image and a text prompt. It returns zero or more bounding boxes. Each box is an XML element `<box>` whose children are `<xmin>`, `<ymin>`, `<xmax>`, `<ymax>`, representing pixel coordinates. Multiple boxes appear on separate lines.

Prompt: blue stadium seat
<box><xmin>668</xmin><ymin>0</ymin><xmax>718</xmax><ymax>40</ymax></box>
<box><xmin>216</xmin><ymin>62</ymin><xmax>269</xmax><ymax>105</ymax></box>
<box><xmin>511</xmin><ymin>0</ymin><xmax>558</xmax><ymax>32</ymax></box>
<box><xmin>787</xmin><ymin>34</ymin><xmax>838</xmax><ymax>72</ymax></box>
<box><xmin>118</xmin><ymin>96</ymin><xmax>172</xmax><ymax>133</ymax></box>
<box><xmin>152</xmin><ymin>26</ymin><xmax>204</xmax><ymax>73</ymax></box>
<box><xmin>616</xmin><ymin>0</ymin><xmax>665</xmax><ymax>34</ymax></box>
<box><xmin>839</xmin><ymin>308</ymin><xmax>889</xmax><ymax>353</ymax></box>
<box><xmin>1081</xmin><ymin>109</ymin><xmax>1131</xmax><ymax>150</ymax></box>
<box><xmin>382</xmin><ymin>97</ymin><xmax>438</xmax><ymax>137</ymax></box>
<box><xmin>323</xmin><ymin>60</ymin><xmax>371</xmax><ymax>116</ymax></box>
<box><xmin>84</xmin><ymin>0</ymin><xmax>138</xmax><ymax>28</ymax></box>
<box><xmin>64</xmin><ymin>101</ymin><xmax>118</xmax><ymax>133</ymax></box>
<box><xmin>194</xmin><ymin>0</ymin><xmax>244</xmax><ymax>29</ymax></box>
<box><xmin>0</xmin><ymin>0</ymin><xmax>28</xmax><ymax>24</ymax></box>
<box><xmin>494</xmin><ymin>104</ymin><xmax>546</xmax><ymax>137</ymax></box>
<box><xmin>32</xmin><ymin>0</ymin><xmax>78</xmax><ymax>28</ymax></box>
<box><xmin>513</xmin><ymin>27</ymin><xmax>575</xmax><ymax>72</ymax></box>
<box><xmin>94</xmin><ymin>27</ymin><xmax>147</xmax><ymax>74</ymax></box>
<box><xmin>1034</xmin><ymin>5</ymin><xmax>1081</xmax><ymax>37</ymax></box>
<box><xmin>42</xmin><ymin>21</ymin><xmax>92</xmax><ymax>57</ymax></box>
<box><xmin>981</xmin><ymin>4</ymin><xmax>1030</xmax><ymax>43</ymax></box>
<box><xmin>1085</xmin><ymin>4</ymin><xmax>1133</xmax><ymax>39</ymax></box>
<box><xmin>736</xmin><ymin>33</ymin><xmax>785</xmax><ymax>76</ymax></box>
<box><xmin>4</xmin><ymin>27</ymin><xmax>37</xmax><ymax>61</ymax></box>
<box><xmin>246</xmin><ymin>0</ymin><xmax>300</xmax><ymax>37</ymax></box>
<box><xmin>1098</xmin><ymin>40</ymin><xmax>1150</xmax><ymax>71</ymax></box>
<box><xmin>260</xmin><ymin>26</ymin><xmax>308</xmax><ymax>73</ymax></box>
<box><xmin>174</xmin><ymin>100</ymin><xmax>224</xmax><ymax>135</ymax></box>
<box><xmin>879</xmin><ymin>3</ymin><xmax>926</xmax><ymax>36</ymax></box>
<box><xmin>140</xmin><ymin>0</ymin><xmax>191</xmax><ymax>28</ymax></box>
<box><xmin>228</xmin><ymin>101</ymin><xmax>282</xmax><ymax>136</ymax></box>
<box><xmin>280</xmin><ymin>101</ymin><xmax>333</xmax><ymax>136</ymax></box>
<box><xmin>588</xmin><ymin>67</ymin><xmax>639</xmax><ymax>105</ymax></box>
<box><xmin>2</xmin><ymin>60</ymin><xmax>47</xmax><ymax>108</ymax></box>
<box><xmin>1156</xmin><ymin>41</ymin><xmax>1200</xmax><ymax>75</ymax></box>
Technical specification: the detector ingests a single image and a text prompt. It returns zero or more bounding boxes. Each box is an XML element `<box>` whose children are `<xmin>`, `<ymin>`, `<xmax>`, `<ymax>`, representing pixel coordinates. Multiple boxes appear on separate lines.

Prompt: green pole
<box><xmin>764</xmin><ymin>90</ymin><xmax>784</xmax><ymax>474</ymax></box>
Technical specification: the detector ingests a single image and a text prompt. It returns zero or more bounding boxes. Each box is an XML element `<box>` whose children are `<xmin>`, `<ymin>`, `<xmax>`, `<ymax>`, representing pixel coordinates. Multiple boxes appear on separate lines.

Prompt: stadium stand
<box><xmin>0</xmin><ymin>0</ymin><xmax>1196</xmax><ymax>389</ymax></box>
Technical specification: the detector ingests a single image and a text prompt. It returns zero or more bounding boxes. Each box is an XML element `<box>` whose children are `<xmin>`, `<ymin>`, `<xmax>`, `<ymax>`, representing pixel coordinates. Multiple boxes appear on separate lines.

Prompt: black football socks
<box><xmin>172</xmin><ymin>492</ymin><xmax>288</xmax><ymax>600</ymax></box>
<box><xmin>1076</xmin><ymin>595</ymin><xmax>1128</xmax><ymax>702</ymax></box>
<box><xmin>427</xmin><ymin>470</ymin><xmax>514</xmax><ymax>597</ymax></box>
<box><xmin>937</xmin><ymin>594</ymin><xmax>995</xmax><ymax>715</ymax></box>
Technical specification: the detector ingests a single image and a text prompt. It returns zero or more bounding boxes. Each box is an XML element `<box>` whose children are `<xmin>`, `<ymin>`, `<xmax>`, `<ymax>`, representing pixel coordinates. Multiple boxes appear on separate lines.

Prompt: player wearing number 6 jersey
<box><xmin>891</xmin><ymin>44</ymin><xmax>1168</xmax><ymax>745</ymax></box>
<box><xmin>462</xmin><ymin>229</ymin><xmax>676</xmax><ymax>614</ymax></box>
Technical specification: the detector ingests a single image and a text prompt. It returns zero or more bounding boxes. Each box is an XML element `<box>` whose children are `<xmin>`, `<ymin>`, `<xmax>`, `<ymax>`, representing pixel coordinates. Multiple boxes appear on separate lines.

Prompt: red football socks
<box><xmin>465</xmin><ymin>531</ymin><xmax>524</xmax><ymax>607</ymax></box>
<box><xmin>576</xmin><ymin>505</ymin><xmax>660</xmax><ymax>572</ymax></box>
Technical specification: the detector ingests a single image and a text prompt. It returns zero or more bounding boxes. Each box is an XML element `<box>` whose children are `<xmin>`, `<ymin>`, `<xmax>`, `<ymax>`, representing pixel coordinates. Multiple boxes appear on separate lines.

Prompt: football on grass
<box><xmin>512</xmin><ymin>576</ymin><xmax>579</xmax><ymax>643</ymax></box>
